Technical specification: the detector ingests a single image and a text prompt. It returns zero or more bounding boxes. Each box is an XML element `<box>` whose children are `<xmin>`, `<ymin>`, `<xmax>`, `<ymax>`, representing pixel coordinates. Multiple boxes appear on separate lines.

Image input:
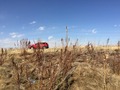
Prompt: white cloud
<box><xmin>2</xmin><ymin>25</ymin><xmax>6</xmax><ymax>28</ymax></box>
<box><xmin>48</xmin><ymin>36</ymin><xmax>53</xmax><ymax>40</ymax></box>
<box><xmin>30</xmin><ymin>21</ymin><xmax>36</xmax><ymax>24</ymax></box>
<box><xmin>68</xmin><ymin>26</ymin><xmax>78</xmax><ymax>30</ymax></box>
<box><xmin>91</xmin><ymin>29</ymin><xmax>97</xmax><ymax>34</ymax></box>
<box><xmin>114</xmin><ymin>24</ymin><xmax>117</xmax><ymax>27</ymax></box>
<box><xmin>0</xmin><ymin>38</ymin><xmax>15</xmax><ymax>48</ymax></box>
<box><xmin>0</xmin><ymin>38</ymin><xmax>12</xmax><ymax>44</ymax></box>
<box><xmin>9</xmin><ymin>32</ymin><xmax>16</xmax><ymax>35</ymax></box>
<box><xmin>51</xmin><ymin>27</ymin><xmax>56</xmax><ymax>29</ymax></box>
<box><xmin>0</xmin><ymin>32</ymin><xmax>3</xmax><ymax>35</ymax></box>
<box><xmin>22</xmin><ymin>26</ymin><xmax>25</xmax><ymax>29</ymax></box>
<box><xmin>48</xmin><ymin>39</ymin><xmax>58</xmax><ymax>48</ymax></box>
<box><xmin>38</xmin><ymin>26</ymin><xmax>45</xmax><ymax>31</ymax></box>
<box><xmin>9</xmin><ymin>32</ymin><xmax>24</xmax><ymax>38</ymax></box>
<box><xmin>47</xmin><ymin>36</ymin><xmax>63</xmax><ymax>48</ymax></box>
<box><xmin>114</xmin><ymin>24</ymin><xmax>120</xmax><ymax>27</ymax></box>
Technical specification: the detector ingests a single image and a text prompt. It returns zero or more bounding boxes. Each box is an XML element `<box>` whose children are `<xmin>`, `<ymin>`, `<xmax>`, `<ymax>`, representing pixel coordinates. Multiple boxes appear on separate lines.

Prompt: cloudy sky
<box><xmin>0</xmin><ymin>0</ymin><xmax>120</xmax><ymax>48</ymax></box>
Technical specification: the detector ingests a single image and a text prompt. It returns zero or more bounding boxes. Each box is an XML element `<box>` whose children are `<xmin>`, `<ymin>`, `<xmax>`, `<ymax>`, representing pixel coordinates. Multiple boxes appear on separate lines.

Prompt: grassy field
<box><xmin>0</xmin><ymin>44</ymin><xmax>120</xmax><ymax>90</ymax></box>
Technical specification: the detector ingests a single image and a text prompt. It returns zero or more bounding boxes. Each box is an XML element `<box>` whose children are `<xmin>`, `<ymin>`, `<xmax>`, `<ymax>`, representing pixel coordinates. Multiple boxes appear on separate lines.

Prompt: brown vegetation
<box><xmin>0</xmin><ymin>40</ymin><xmax>120</xmax><ymax>90</ymax></box>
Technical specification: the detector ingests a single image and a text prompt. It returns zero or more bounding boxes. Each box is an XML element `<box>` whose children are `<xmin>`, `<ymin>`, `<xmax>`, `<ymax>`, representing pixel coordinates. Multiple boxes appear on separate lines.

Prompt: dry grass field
<box><xmin>0</xmin><ymin>43</ymin><xmax>120</xmax><ymax>90</ymax></box>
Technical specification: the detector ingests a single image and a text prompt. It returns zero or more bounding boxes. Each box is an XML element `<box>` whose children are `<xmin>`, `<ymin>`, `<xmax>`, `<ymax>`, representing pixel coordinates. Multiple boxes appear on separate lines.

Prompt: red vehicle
<box><xmin>28</xmin><ymin>42</ymin><xmax>49</xmax><ymax>49</ymax></box>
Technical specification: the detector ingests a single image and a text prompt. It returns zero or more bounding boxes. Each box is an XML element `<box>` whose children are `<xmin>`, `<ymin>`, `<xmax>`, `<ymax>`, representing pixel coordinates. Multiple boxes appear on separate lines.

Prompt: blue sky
<box><xmin>0</xmin><ymin>0</ymin><xmax>120</xmax><ymax>47</ymax></box>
